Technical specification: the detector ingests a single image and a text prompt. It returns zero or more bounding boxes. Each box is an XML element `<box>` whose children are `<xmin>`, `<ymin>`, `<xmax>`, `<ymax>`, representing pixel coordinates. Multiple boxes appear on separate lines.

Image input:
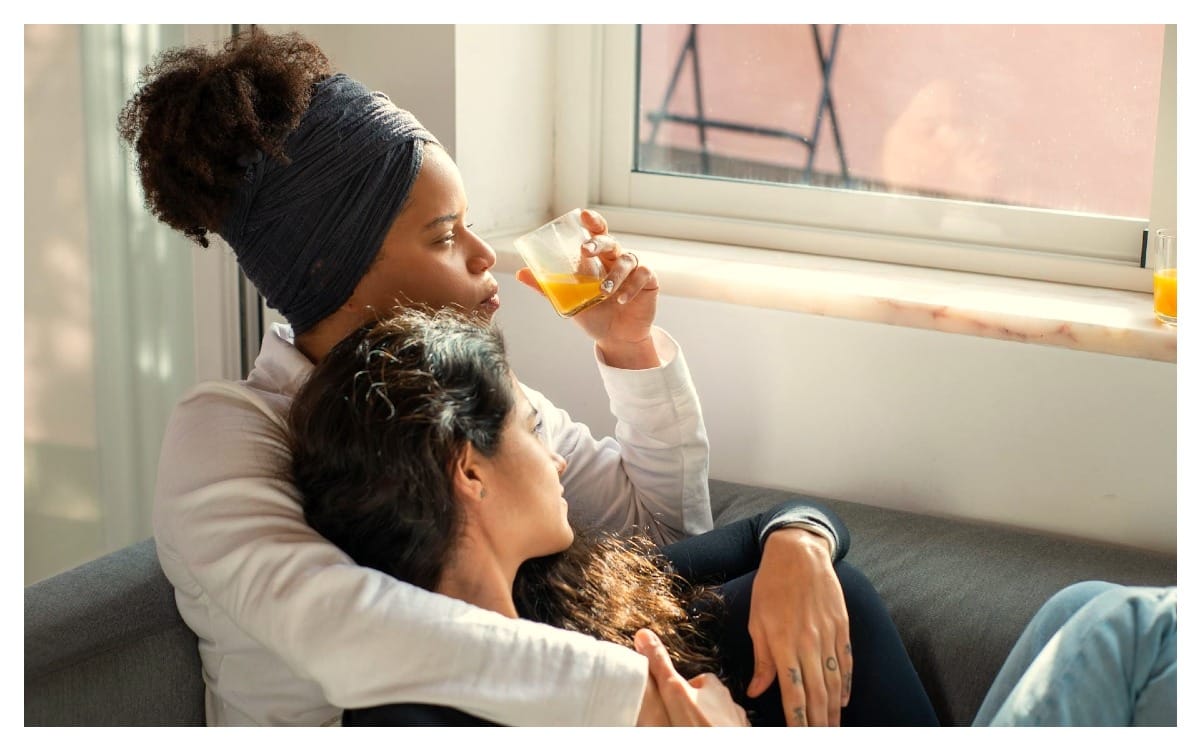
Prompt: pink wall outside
<box><xmin>639</xmin><ymin>24</ymin><xmax>1164</xmax><ymax>218</ymax></box>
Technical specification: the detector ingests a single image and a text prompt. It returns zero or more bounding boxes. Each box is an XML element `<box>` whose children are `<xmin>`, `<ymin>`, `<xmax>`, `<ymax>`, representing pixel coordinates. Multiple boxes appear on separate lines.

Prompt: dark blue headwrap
<box><xmin>219</xmin><ymin>73</ymin><xmax>440</xmax><ymax>335</ymax></box>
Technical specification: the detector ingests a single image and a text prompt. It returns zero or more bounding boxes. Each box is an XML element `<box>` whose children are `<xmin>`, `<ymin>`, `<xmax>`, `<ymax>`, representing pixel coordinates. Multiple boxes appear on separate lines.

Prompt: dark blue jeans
<box><xmin>682</xmin><ymin>559</ymin><xmax>939</xmax><ymax>726</ymax></box>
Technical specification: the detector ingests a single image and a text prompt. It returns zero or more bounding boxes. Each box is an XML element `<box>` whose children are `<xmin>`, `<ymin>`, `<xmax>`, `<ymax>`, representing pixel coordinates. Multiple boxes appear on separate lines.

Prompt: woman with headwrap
<box><xmin>122</xmin><ymin>29</ymin><xmax>936</xmax><ymax>727</ymax></box>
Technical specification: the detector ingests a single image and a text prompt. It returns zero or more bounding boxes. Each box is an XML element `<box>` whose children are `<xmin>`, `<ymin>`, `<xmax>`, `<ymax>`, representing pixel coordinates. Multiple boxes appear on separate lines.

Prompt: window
<box><xmin>575</xmin><ymin>25</ymin><xmax>1175</xmax><ymax>290</ymax></box>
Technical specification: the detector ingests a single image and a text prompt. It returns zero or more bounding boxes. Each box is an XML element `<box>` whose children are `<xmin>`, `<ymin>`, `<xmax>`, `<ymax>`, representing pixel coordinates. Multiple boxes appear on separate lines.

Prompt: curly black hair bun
<box><xmin>118</xmin><ymin>29</ymin><xmax>332</xmax><ymax>247</ymax></box>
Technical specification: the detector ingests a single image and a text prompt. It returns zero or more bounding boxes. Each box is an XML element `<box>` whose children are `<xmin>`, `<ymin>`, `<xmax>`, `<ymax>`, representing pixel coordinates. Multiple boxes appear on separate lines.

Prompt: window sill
<box><xmin>489</xmin><ymin>231</ymin><xmax>1177</xmax><ymax>364</ymax></box>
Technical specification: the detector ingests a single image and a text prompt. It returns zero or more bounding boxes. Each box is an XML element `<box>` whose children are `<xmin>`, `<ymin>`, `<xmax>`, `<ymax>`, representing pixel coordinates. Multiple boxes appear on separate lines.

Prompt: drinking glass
<box><xmin>1153</xmin><ymin>229</ymin><xmax>1177</xmax><ymax>326</ymax></box>
<box><xmin>514</xmin><ymin>209</ymin><xmax>609</xmax><ymax>317</ymax></box>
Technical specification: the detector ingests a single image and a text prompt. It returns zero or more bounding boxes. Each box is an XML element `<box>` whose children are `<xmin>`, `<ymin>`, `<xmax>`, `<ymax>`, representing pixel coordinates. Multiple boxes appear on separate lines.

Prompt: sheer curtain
<box><xmin>24</xmin><ymin>24</ymin><xmax>203</xmax><ymax>583</ymax></box>
<box><xmin>81</xmin><ymin>23</ymin><xmax>199</xmax><ymax>553</ymax></box>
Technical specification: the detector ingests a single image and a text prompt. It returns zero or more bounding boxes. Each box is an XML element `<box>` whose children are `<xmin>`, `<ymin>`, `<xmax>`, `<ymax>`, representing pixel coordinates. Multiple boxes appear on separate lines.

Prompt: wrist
<box><xmin>596</xmin><ymin>335</ymin><xmax>661</xmax><ymax>370</ymax></box>
<box><xmin>766</xmin><ymin>525</ymin><xmax>834</xmax><ymax>558</ymax></box>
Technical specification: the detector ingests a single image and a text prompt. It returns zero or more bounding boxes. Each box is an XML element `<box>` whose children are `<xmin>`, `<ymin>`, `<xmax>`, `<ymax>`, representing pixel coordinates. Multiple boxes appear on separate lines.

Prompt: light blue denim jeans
<box><xmin>973</xmin><ymin>581</ymin><xmax>1177</xmax><ymax>726</ymax></box>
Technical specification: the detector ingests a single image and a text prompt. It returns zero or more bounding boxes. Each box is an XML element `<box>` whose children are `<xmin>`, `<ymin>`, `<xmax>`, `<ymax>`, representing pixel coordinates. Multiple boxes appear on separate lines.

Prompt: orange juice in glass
<box><xmin>514</xmin><ymin>209</ymin><xmax>609</xmax><ymax>318</ymax></box>
<box><xmin>1153</xmin><ymin>229</ymin><xmax>1177</xmax><ymax>326</ymax></box>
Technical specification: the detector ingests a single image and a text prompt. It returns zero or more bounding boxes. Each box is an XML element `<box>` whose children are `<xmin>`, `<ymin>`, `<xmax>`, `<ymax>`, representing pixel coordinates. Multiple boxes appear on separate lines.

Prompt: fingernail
<box><xmin>617</xmin><ymin>294</ymin><xmax>628</xmax><ymax>304</ymax></box>
<box><xmin>645</xmin><ymin>631</ymin><xmax>660</xmax><ymax>646</ymax></box>
<box><xmin>582</xmin><ymin>239</ymin><xmax>597</xmax><ymax>253</ymax></box>
<box><xmin>601</xmin><ymin>279</ymin><xmax>615</xmax><ymax>294</ymax></box>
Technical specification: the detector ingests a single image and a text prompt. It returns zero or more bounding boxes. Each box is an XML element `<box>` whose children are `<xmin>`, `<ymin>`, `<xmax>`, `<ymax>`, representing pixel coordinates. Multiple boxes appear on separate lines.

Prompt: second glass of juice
<box><xmin>514</xmin><ymin>208</ymin><xmax>609</xmax><ymax>317</ymax></box>
<box><xmin>1153</xmin><ymin>228</ymin><xmax>1177</xmax><ymax>326</ymax></box>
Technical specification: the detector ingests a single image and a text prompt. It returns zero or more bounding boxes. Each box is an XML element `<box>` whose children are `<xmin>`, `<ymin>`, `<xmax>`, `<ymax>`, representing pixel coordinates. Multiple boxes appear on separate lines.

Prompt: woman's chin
<box><xmin>554</xmin><ymin>525</ymin><xmax>575</xmax><ymax>553</ymax></box>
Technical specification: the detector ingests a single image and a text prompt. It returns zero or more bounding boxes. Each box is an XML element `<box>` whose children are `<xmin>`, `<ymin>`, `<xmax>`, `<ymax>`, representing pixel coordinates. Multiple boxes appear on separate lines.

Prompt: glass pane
<box><xmin>637</xmin><ymin>24</ymin><xmax>1163</xmax><ymax>219</ymax></box>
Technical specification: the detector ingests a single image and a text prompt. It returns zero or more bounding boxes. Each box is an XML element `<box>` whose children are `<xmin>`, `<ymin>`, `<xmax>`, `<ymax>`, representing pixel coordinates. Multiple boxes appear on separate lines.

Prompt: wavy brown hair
<box><xmin>513</xmin><ymin>533</ymin><xmax>723</xmax><ymax>679</ymax></box>
<box><xmin>117</xmin><ymin>28</ymin><xmax>331</xmax><ymax>247</ymax></box>
<box><xmin>289</xmin><ymin>308</ymin><xmax>722</xmax><ymax>678</ymax></box>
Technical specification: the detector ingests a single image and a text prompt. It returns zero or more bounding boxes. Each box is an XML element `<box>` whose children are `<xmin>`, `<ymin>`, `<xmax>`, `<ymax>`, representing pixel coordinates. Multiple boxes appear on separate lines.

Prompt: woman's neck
<box><xmin>294</xmin><ymin>308</ymin><xmax>368</xmax><ymax>364</ymax></box>
<box><xmin>294</xmin><ymin>325</ymin><xmax>346</xmax><ymax>365</ymax></box>
<box><xmin>436</xmin><ymin>545</ymin><xmax>520</xmax><ymax>619</ymax></box>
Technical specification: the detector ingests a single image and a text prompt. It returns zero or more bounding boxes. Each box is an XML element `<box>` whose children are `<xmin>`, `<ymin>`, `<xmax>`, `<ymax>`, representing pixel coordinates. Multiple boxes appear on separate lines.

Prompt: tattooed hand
<box><xmin>745</xmin><ymin>527</ymin><xmax>852</xmax><ymax>727</ymax></box>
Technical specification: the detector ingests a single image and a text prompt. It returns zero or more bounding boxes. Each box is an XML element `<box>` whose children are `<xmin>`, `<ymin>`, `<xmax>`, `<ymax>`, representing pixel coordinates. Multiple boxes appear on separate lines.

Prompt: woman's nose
<box><xmin>552</xmin><ymin>452</ymin><xmax>566</xmax><ymax>476</ymax></box>
<box><xmin>467</xmin><ymin>233</ymin><xmax>497</xmax><ymax>274</ymax></box>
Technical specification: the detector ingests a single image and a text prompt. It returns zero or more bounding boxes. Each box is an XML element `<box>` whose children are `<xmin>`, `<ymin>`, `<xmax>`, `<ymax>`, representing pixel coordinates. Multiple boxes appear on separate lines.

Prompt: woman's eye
<box><xmin>439</xmin><ymin>224</ymin><xmax>474</xmax><ymax>246</ymax></box>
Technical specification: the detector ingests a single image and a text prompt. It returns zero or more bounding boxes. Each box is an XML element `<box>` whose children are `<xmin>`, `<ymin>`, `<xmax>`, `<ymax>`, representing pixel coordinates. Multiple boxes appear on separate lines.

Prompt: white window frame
<box><xmin>554</xmin><ymin>25</ymin><xmax>1176</xmax><ymax>293</ymax></box>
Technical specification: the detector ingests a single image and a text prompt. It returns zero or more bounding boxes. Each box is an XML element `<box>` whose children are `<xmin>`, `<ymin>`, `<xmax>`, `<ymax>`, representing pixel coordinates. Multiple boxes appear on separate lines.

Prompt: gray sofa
<box><xmin>25</xmin><ymin>478</ymin><xmax>1176</xmax><ymax>727</ymax></box>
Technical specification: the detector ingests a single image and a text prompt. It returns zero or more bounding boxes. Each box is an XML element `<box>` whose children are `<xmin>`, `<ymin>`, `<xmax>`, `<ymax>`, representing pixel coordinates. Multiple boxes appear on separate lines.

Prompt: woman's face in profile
<box><xmin>473</xmin><ymin>380</ymin><xmax>573</xmax><ymax>565</ymax></box>
<box><xmin>346</xmin><ymin>146</ymin><xmax>502</xmax><ymax>323</ymax></box>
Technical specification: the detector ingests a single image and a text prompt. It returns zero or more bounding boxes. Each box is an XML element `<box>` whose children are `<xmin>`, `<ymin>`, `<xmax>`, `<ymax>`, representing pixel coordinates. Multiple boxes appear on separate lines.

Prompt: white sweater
<box><xmin>152</xmin><ymin>323</ymin><xmax>713</xmax><ymax>726</ymax></box>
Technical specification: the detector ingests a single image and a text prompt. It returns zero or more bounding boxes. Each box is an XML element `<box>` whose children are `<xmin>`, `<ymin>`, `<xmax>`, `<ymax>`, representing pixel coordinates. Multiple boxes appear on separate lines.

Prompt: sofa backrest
<box><xmin>24</xmin><ymin>537</ymin><xmax>205</xmax><ymax>726</ymax></box>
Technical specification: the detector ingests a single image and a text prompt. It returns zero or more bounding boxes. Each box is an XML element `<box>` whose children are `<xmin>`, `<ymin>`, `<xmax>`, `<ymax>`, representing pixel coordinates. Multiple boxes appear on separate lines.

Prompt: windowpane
<box><xmin>637</xmin><ymin>24</ymin><xmax>1163</xmax><ymax>219</ymax></box>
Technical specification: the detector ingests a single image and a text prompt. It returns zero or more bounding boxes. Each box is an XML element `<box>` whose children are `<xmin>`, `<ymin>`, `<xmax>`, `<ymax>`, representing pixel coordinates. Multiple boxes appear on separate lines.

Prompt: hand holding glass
<box><xmin>514</xmin><ymin>209</ymin><xmax>609</xmax><ymax>317</ymax></box>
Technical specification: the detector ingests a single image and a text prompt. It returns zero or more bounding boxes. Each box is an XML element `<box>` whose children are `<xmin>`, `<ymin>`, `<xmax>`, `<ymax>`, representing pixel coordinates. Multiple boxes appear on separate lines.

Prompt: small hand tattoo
<box><xmin>825</xmin><ymin>656</ymin><xmax>838</xmax><ymax>671</ymax></box>
<box><xmin>792</xmin><ymin>706</ymin><xmax>807</xmax><ymax>726</ymax></box>
<box><xmin>845</xmin><ymin>642</ymin><xmax>852</xmax><ymax>656</ymax></box>
<box><xmin>843</xmin><ymin>671</ymin><xmax>853</xmax><ymax>698</ymax></box>
<box><xmin>789</xmin><ymin>667</ymin><xmax>802</xmax><ymax>685</ymax></box>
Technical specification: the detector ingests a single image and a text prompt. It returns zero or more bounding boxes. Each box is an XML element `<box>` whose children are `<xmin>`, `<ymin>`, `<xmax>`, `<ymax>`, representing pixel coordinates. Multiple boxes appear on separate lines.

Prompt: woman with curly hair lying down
<box><xmin>289</xmin><ymin>308</ymin><xmax>919</xmax><ymax>726</ymax></box>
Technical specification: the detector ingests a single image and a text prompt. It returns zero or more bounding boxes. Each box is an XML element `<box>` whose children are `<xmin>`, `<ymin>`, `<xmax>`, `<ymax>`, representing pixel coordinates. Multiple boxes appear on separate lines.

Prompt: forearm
<box><xmin>535</xmin><ymin>327</ymin><xmax>712</xmax><ymax>547</ymax></box>
<box><xmin>166</xmin><ymin>497</ymin><xmax>650</xmax><ymax>725</ymax></box>
<box><xmin>594</xmin><ymin>326</ymin><xmax>712</xmax><ymax>543</ymax></box>
<box><xmin>596</xmin><ymin>334</ymin><xmax>661</xmax><ymax>370</ymax></box>
<box><xmin>660</xmin><ymin>499</ymin><xmax>850</xmax><ymax>584</ymax></box>
<box><xmin>156</xmin><ymin>387</ymin><xmax>648</xmax><ymax>726</ymax></box>
<box><xmin>754</xmin><ymin>498</ymin><xmax>849</xmax><ymax>561</ymax></box>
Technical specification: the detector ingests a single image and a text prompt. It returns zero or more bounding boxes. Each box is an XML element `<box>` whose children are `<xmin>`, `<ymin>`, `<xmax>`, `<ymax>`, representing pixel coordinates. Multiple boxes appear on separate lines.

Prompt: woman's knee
<box><xmin>1076</xmin><ymin>584</ymin><xmax>1177</xmax><ymax>641</ymax></box>
<box><xmin>833</xmin><ymin>561</ymin><xmax>885</xmax><ymax>615</ymax></box>
<box><xmin>1029</xmin><ymin>581</ymin><xmax>1122</xmax><ymax>637</ymax></box>
<box><xmin>1044</xmin><ymin>580</ymin><xmax>1117</xmax><ymax>614</ymax></box>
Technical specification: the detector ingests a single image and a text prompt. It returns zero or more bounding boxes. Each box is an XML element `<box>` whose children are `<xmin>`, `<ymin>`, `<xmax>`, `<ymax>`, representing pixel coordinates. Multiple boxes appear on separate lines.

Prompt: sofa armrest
<box><xmin>24</xmin><ymin>537</ymin><xmax>205</xmax><ymax>726</ymax></box>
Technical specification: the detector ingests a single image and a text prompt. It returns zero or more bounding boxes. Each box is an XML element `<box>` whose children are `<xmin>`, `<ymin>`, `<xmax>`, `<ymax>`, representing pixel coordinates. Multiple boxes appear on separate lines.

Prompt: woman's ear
<box><xmin>450</xmin><ymin>443</ymin><xmax>487</xmax><ymax>506</ymax></box>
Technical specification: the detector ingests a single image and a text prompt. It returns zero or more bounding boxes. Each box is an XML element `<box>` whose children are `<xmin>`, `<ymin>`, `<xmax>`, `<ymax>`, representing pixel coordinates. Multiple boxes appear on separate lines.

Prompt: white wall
<box><xmin>454</xmin><ymin>25</ymin><xmax>556</xmax><ymax>236</ymax></box>
<box><xmin>257</xmin><ymin>24</ymin><xmax>1176</xmax><ymax>555</ymax></box>
<box><xmin>267</xmin><ymin>25</ymin><xmax>458</xmax><ymax>160</ymax></box>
